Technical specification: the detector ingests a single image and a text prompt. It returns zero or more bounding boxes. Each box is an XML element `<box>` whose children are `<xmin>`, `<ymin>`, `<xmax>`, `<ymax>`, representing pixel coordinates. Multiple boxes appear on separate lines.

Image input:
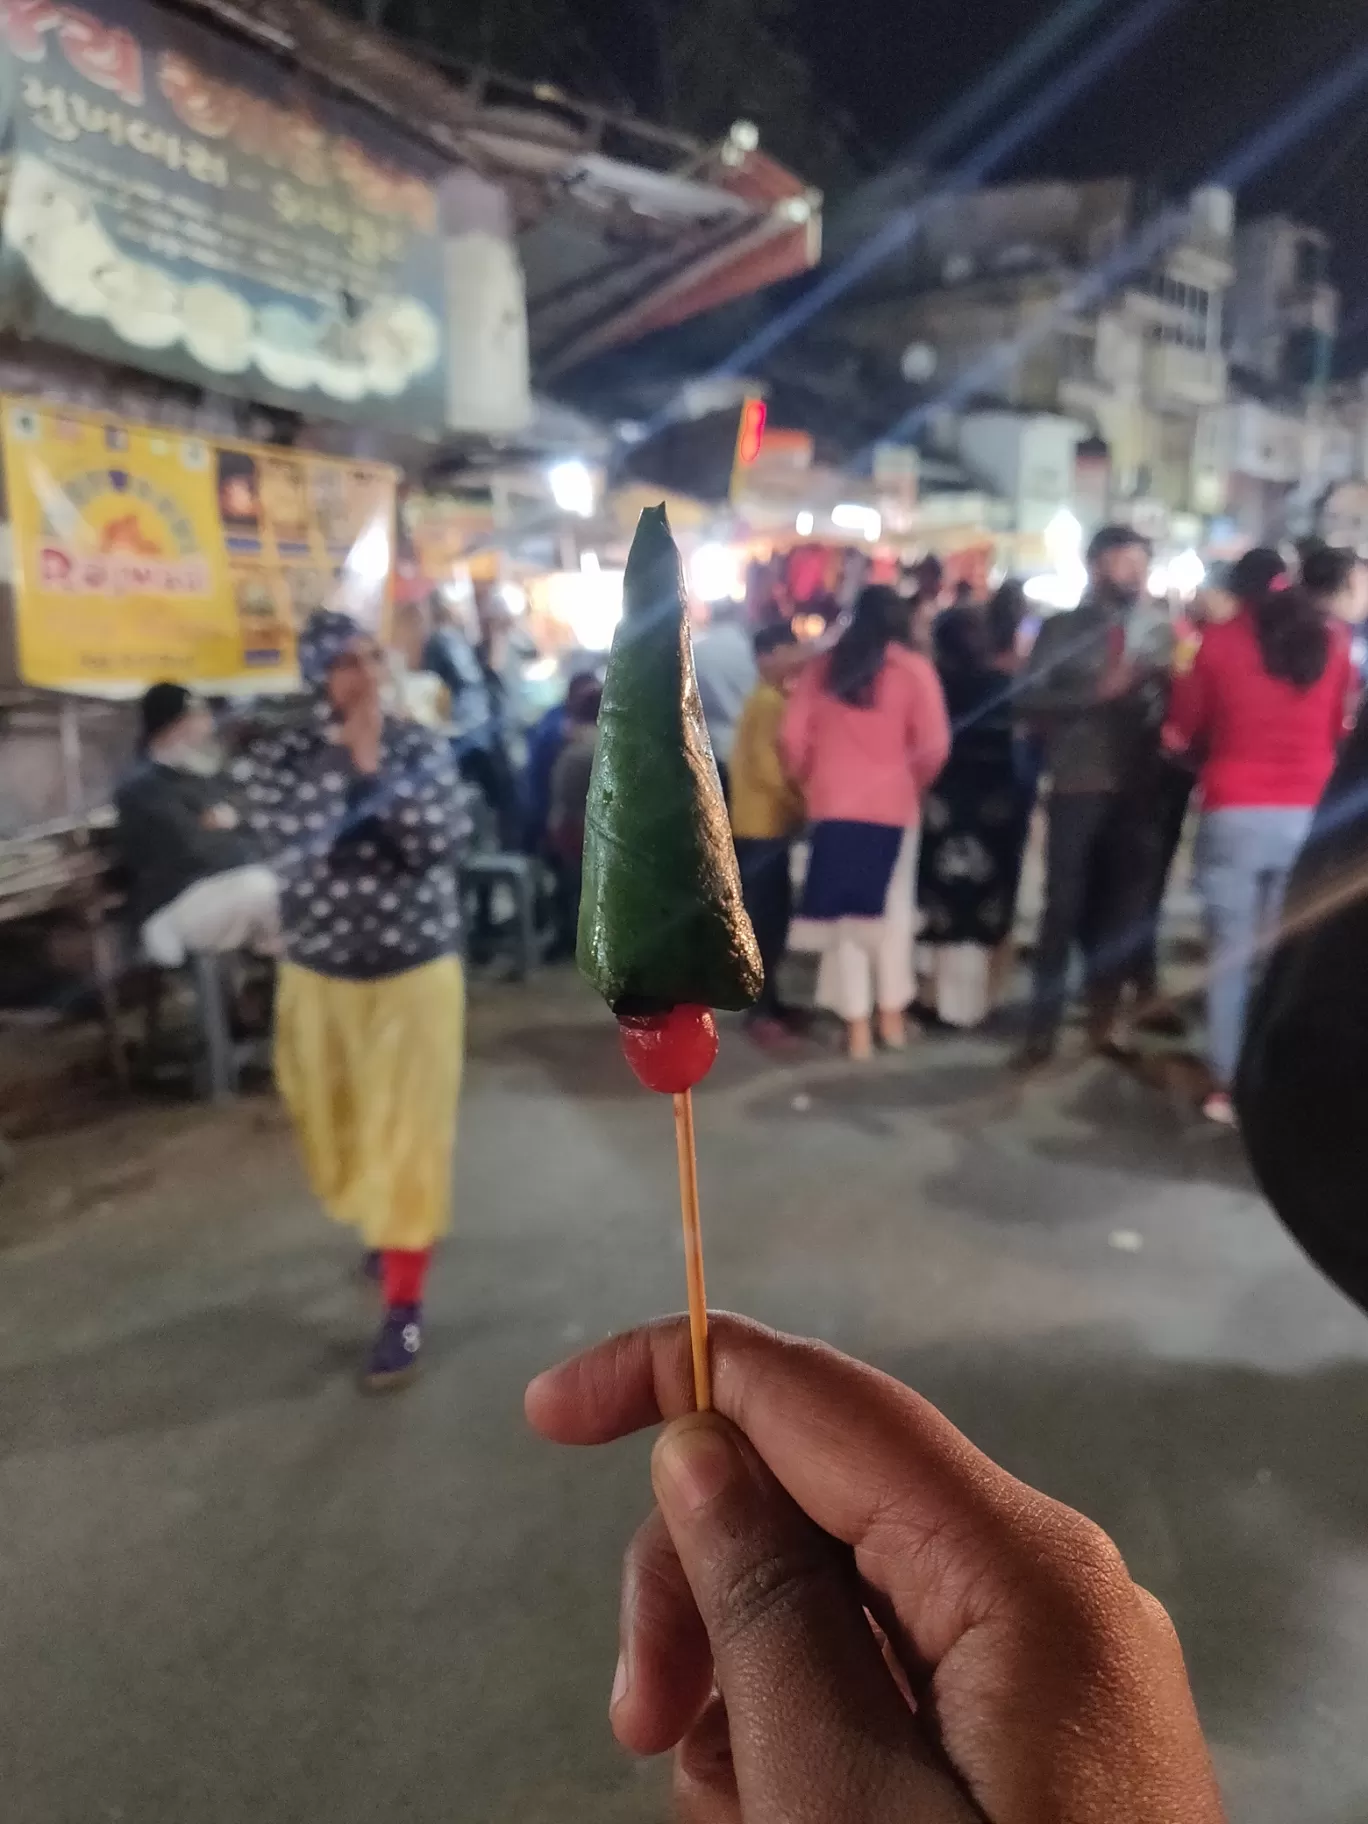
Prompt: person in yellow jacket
<box><xmin>729</xmin><ymin>623</ymin><xmax>806</xmax><ymax>1047</ymax></box>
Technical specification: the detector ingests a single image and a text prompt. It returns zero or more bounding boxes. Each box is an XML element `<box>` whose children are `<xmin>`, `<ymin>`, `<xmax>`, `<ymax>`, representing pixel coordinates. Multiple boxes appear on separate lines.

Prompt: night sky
<box><xmin>497</xmin><ymin>0</ymin><xmax>1368</xmax><ymax>355</ymax></box>
<box><xmin>788</xmin><ymin>0</ymin><xmax>1368</xmax><ymax>348</ymax></box>
<box><xmin>368</xmin><ymin>0</ymin><xmax>1368</xmax><ymax>353</ymax></box>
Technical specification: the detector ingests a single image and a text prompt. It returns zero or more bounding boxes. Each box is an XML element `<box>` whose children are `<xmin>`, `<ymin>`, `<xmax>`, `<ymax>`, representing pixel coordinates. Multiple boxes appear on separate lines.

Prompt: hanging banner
<box><xmin>2</xmin><ymin>395</ymin><xmax>396</xmax><ymax>694</ymax></box>
<box><xmin>0</xmin><ymin>0</ymin><xmax>451</xmax><ymax>431</ymax></box>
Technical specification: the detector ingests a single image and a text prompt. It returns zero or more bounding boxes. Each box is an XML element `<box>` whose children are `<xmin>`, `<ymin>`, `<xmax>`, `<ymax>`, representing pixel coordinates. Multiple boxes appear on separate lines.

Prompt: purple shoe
<box><xmin>363</xmin><ymin>1302</ymin><xmax>422</xmax><ymax>1392</ymax></box>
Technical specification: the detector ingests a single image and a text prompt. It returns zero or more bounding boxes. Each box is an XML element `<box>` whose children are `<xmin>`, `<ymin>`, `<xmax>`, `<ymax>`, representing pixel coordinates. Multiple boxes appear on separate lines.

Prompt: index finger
<box><xmin>526</xmin><ymin>1314</ymin><xmax>1061</xmax><ymax>1666</ymax></box>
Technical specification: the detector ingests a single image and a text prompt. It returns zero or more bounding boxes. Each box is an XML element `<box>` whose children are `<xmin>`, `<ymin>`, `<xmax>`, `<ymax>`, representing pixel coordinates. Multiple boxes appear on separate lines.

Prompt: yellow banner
<box><xmin>2</xmin><ymin>398</ymin><xmax>397</xmax><ymax>695</ymax></box>
<box><xmin>401</xmin><ymin>492</ymin><xmax>496</xmax><ymax>587</ymax></box>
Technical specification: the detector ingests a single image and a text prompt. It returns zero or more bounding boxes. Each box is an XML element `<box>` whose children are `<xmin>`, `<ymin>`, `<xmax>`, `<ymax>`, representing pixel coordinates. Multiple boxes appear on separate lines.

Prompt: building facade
<box><xmin>1228</xmin><ymin>216</ymin><xmax>1339</xmax><ymax>393</ymax></box>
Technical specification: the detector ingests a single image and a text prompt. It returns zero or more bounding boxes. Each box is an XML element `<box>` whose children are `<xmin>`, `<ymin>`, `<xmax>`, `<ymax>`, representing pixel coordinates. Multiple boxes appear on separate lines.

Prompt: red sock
<box><xmin>382</xmin><ymin>1248</ymin><xmax>431</xmax><ymax>1308</ymax></box>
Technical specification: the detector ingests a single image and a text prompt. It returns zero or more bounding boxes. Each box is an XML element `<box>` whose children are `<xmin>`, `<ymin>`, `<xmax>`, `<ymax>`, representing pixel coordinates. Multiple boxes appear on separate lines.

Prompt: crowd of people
<box><xmin>522</xmin><ymin>530</ymin><xmax>1367</xmax><ymax>1817</ymax></box>
<box><xmin>96</xmin><ymin>526</ymin><xmax>1368</xmax><ymax>1823</ymax></box>
<box><xmin>678</xmin><ymin>524</ymin><xmax>1364</xmax><ymax>1133</ymax></box>
<box><xmin>106</xmin><ymin>526</ymin><xmax>1365</xmax><ymax>1382</ymax></box>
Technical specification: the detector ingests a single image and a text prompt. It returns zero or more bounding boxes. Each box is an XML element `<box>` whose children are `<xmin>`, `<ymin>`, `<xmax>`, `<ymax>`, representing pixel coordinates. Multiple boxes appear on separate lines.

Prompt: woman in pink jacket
<box><xmin>783</xmin><ymin>585</ymin><xmax>951</xmax><ymax>1058</ymax></box>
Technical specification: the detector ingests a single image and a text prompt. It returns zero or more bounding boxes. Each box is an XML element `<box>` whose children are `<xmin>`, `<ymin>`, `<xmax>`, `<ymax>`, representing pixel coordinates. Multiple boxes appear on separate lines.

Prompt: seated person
<box><xmin>116</xmin><ymin>683</ymin><xmax>279</xmax><ymax>967</ymax></box>
<box><xmin>544</xmin><ymin>679</ymin><xmax>602</xmax><ymax>958</ymax></box>
<box><xmin>523</xmin><ymin>670</ymin><xmax>601</xmax><ymax>855</ymax></box>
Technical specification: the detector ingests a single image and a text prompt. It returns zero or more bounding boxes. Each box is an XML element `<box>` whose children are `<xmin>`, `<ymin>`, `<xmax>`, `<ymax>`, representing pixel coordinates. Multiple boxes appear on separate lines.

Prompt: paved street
<box><xmin>3</xmin><ymin>968</ymin><xmax>1368</xmax><ymax>1824</ymax></box>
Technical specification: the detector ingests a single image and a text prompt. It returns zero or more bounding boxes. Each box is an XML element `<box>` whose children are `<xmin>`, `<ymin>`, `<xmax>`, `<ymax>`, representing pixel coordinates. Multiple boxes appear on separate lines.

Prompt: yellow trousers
<box><xmin>275</xmin><ymin>956</ymin><xmax>465</xmax><ymax>1252</ymax></box>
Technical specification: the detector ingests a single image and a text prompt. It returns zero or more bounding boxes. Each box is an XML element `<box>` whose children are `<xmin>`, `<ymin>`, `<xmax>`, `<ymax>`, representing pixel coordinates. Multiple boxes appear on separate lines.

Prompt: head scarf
<box><xmin>297</xmin><ymin>609</ymin><xmax>362</xmax><ymax>690</ymax></box>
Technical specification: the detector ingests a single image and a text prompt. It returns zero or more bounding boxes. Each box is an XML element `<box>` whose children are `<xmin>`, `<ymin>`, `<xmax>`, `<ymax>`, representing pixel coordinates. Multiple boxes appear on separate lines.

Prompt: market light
<box><xmin>734</xmin><ymin>397</ymin><xmax>768</xmax><ymax>466</ymax></box>
<box><xmin>795</xmin><ymin>510</ymin><xmax>815</xmax><ymax>536</ymax></box>
<box><xmin>1023</xmin><ymin>570</ymin><xmax>1084</xmax><ymax>611</ymax></box>
<box><xmin>722</xmin><ymin>119</ymin><xmax>760</xmax><ymax>167</ymax></box>
<box><xmin>580</xmin><ymin>550</ymin><xmax>601</xmax><ymax>576</ymax></box>
<box><xmin>1029</xmin><ymin>512</ymin><xmax>1086</xmax><ymax>611</ymax></box>
<box><xmin>548</xmin><ymin>459</ymin><xmax>595</xmax><ymax>518</ymax></box>
<box><xmin>1148</xmin><ymin>562</ymin><xmax>1170</xmax><ymax>598</ymax></box>
<box><xmin>831</xmin><ymin>502</ymin><xmax>882</xmax><ymax>543</ymax></box>
<box><xmin>1168</xmin><ymin>547</ymin><xmax>1206</xmax><ymax>597</ymax></box>
<box><xmin>567</xmin><ymin>570</ymin><xmax>625</xmax><ymax>650</ymax></box>
<box><xmin>1043</xmin><ymin>507</ymin><xmax>1083</xmax><ymax>566</ymax></box>
<box><xmin>343</xmin><ymin>519</ymin><xmax>392</xmax><ymax>587</ymax></box>
<box><xmin>689</xmin><ymin>542</ymin><xmax>746</xmax><ymax>602</ymax></box>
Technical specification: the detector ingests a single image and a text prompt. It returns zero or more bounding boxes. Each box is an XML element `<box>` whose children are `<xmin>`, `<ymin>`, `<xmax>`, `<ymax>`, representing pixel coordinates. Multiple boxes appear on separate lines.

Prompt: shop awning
<box><xmin>174</xmin><ymin>0</ymin><xmax>822</xmax><ymax>383</ymax></box>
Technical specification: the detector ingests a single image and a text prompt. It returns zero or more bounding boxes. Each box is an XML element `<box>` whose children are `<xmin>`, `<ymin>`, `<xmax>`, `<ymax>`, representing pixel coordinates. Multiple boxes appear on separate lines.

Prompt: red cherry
<box><xmin>617</xmin><ymin>1005</ymin><xmax>719</xmax><ymax>1094</ymax></box>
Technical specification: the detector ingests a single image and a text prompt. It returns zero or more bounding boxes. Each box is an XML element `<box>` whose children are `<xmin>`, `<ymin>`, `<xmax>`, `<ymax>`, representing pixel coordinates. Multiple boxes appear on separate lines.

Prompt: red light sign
<box><xmin>735</xmin><ymin>397</ymin><xmax>768</xmax><ymax>466</ymax></box>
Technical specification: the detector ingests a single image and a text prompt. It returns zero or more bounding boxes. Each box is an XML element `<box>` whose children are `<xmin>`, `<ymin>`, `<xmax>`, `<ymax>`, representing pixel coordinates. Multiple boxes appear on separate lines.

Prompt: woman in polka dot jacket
<box><xmin>235</xmin><ymin>609</ymin><xmax>472</xmax><ymax>1391</ymax></box>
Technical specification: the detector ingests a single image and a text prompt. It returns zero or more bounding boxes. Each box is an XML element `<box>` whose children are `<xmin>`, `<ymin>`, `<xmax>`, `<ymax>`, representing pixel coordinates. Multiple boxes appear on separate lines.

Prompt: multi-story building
<box><xmin>1227</xmin><ymin>217</ymin><xmax>1339</xmax><ymax>393</ymax></box>
<box><xmin>829</xmin><ymin>178</ymin><xmax>1236</xmax><ymax>537</ymax></box>
<box><xmin>1212</xmin><ymin>216</ymin><xmax>1347</xmax><ymax>544</ymax></box>
<box><xmin>579</xmin><ymin>168</ymin><xmax>1368</xmax><ymax>553</ymax></box>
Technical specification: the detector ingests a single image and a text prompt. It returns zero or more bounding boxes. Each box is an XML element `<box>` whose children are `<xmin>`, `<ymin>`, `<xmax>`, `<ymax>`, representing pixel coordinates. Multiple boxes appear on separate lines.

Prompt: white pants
<box><xmin>142</xmin><ymin>865</ymin><xmax>281</xmax><ymax>968</ymax></box>
<box><xmin>813</xmin><ymin>827</ymin><xmax>918</xmax><ymax>1023</ymax></box>
<box><xmin>915</xmin><ymin>940</ymin><xmax>995</xmax><ymax>1029</ymax></box>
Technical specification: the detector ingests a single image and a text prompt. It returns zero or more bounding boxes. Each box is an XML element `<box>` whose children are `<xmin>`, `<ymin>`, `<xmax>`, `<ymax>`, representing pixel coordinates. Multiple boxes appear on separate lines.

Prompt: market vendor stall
<box><xmin>0</xmin><ymin>692</ymin><xmax>129</xmax><ymax>1083</ymax></box>
<box><xmin>0</xmin><ymin>397</ymin><xmax>399</xmax><ymax>699</ymax></box>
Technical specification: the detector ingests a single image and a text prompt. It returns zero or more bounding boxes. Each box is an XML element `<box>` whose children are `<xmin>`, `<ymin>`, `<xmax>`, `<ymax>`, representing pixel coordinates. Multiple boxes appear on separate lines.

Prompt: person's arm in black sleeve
<box><xmin>1236</xmin><ymin>706</ymin><xmax>1368</xmax><ymax>1314</ymax></box>
<box><xmin>118</xmin><ymin>771</ymin><xmax>245</xmax><ymax>879</ymax></box>
<box><xmin>350</xmin><ymin>730</ymin><xmax>472</xmax><ymax>874</ymax></box>
<box><xmin>421</xmin><ymin>629</ymin><xmax>461</xmax><ymax>700</ymax></box>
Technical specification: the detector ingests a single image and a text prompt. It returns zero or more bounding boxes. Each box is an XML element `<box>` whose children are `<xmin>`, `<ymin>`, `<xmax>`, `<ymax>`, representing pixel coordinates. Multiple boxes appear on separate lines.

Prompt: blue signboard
<box><xmin>0</xmin><ymin>0</ymin><xmax>452</xmax><ymax>432</ymax></box>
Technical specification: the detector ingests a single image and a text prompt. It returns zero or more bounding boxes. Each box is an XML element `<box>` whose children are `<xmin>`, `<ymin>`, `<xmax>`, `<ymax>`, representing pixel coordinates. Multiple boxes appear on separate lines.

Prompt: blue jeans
<box><xmin>1198</xmin><ymin>805</ymin><xmax>1313</xmax><ymax>1087</ymax></box>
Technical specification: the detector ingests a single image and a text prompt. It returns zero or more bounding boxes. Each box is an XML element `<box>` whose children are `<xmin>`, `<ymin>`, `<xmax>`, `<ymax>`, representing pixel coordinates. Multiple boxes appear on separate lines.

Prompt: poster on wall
<box><xmin>2</xmin><ymin>396</ymin><xmax>396</xmax><ymax>694</ymax></box>
<box><xmin>397</xmin><ymin>489</ymin><xmax>496</xmax><ymax>597</ymax></box>
<box><xmin>0</xmin><ymin>0</ymin><xmax>452</xmax><ymax>432</ymax></box>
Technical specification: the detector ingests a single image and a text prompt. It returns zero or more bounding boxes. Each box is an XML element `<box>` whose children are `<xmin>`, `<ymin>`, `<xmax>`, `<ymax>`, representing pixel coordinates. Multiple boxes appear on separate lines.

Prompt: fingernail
<box><xmin>610</xmin><ymin>1652</ymin><xmax>628</xmax><ymax>1711</ymax></box>
<box><xmin>652</xmin><ymin>1417</ymin><xmax>744</xmax><ymax>1517</ymax></box>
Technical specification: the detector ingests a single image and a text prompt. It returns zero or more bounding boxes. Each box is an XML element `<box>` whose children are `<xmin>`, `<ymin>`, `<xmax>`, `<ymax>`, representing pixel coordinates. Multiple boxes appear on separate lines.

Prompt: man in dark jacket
<box><xmin>1236</xmin><ymin>707</ymin><xmax>1368</xmax><ymax>1314</ymax></box>
<box><xmin>421</xmin><ymin>593</ymin><xmax>521</xmax><ymax>850</ymax></box>
<box><xmin>116</xmin><ymin>683</ymin><xmax>279</xmax><ymax>966</ymax></box>
<box><xmin>1014</xmin><ymin>525</ymin><xmax>1174</xmax><ymax>1066</ymax></box>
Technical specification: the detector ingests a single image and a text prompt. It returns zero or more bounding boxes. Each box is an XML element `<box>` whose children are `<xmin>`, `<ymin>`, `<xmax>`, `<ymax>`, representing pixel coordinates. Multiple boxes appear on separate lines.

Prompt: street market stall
<box><xmin>0</xmin><ymin>397</ymin><xmax>399</xmax><ymax>699</ymax></box>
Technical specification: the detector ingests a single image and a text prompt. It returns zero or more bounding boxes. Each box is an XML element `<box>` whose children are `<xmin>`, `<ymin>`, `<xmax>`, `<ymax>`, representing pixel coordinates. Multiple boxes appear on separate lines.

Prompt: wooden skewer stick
<box><xmin>672</xmin><ymin>1088</ymin><xmax>712</xmax><ymax>1411</ymax></box>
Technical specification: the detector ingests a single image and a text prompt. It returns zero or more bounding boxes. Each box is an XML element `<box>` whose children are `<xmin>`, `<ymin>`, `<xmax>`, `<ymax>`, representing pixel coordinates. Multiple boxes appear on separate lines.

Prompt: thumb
<box><xmin>651</xmin><ymin>1413</ymin><xmax>975</xmax><ymax>1823</ymax></box>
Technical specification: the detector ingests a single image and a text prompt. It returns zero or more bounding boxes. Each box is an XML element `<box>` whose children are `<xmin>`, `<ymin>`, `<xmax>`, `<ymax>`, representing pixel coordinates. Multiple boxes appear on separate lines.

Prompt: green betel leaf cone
<box><xmin>577</xmin><ymin>504</ymin><xmax>763</xmax><ymax>1013</ymax></box>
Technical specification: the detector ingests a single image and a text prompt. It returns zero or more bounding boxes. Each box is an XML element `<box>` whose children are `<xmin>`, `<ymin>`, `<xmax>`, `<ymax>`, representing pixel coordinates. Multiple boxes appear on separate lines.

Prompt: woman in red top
<box><xmin>1167</xmin><ymin>548</ymin><xmax>1353</xmax><ymax>1124</ymax></box>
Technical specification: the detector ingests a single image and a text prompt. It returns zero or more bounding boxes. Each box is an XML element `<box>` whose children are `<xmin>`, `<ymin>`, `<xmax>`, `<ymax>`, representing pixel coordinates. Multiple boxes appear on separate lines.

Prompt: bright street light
<box><xmin>689</xmin><ymin>543</ymin><xmax>745</xmax><ymax>602</ymax></box>
<box><xmin>1043</xmin><ymin>508</ymin><xmax>1083</xmax><ymax>564</ymax></box>
<box><xmin>1024</xmin><ymin>570</ymin><xmax>1085</xmax><ymax>611</ymax></box>
<box><xmin>831</xmin><ymin>502</ymin><xmax>882</xmax><ymax>542</ymax></box>
<box><xmin>549</xmin><ymin>460</ymin><xmax>595</xmax><ymax>518</ymax></box>
<box><xmin>1168</xmin><ymin>548</ymin><xmax>1206</xmax><ymax>597</ymax></box>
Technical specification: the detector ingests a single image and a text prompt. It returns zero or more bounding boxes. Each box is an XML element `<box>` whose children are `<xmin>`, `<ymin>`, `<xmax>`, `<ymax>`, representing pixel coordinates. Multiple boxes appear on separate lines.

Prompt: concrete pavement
<box><xmin>2</xmin><ymin>969</ymin><xmax>1368</xmax><ymax>1822</ymax></box>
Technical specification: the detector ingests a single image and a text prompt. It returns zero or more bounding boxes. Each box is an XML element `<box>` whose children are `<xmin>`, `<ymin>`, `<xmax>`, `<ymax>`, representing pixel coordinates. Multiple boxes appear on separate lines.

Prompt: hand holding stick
<box><xmin>574</xmin><ymin>505</ymin><xmax>765</xmax><ymax>1418</ymax></box>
